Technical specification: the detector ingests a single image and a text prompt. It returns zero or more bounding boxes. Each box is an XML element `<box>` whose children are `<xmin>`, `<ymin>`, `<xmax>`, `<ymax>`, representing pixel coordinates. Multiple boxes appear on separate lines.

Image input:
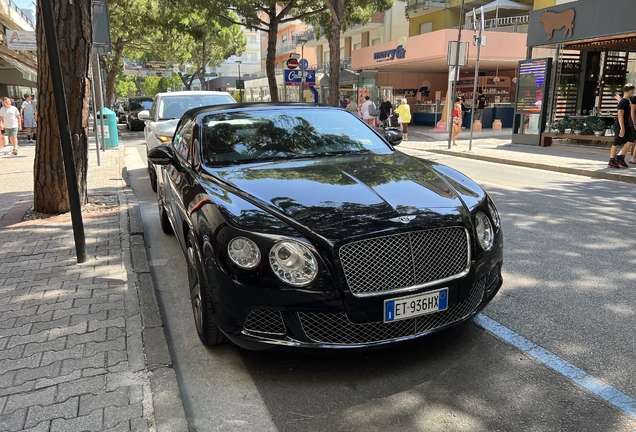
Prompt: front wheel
<box><xmin>187</xmin><ymin>233</ymin><xmax>226</xmax><ymax>346</ymax></box>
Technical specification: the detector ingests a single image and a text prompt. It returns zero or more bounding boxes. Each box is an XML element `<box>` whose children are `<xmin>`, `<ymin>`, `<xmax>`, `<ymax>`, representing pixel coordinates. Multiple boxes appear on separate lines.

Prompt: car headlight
<box><xmin>228</xmin><ymin>237</ymin><xmax>261</xmax><ymax>269</ymax></box>
<box><xmin>475</xmin><ymin>212</ymin><xmax>494</xmax><ymax>252</ymax></box>
<box><xmin>269</xmin><ymin>241</ymin><xmax>318</xmax><ymax>286</ymax></box>
<box><xmin>155</xmin><ymin>134</ymin><xmax>171</xmax><ymax>143</ymax></box>
<box><xmin>488</xmin><ymin>199</ymin><xmax>500</xmax><ymax>228</ymax></box>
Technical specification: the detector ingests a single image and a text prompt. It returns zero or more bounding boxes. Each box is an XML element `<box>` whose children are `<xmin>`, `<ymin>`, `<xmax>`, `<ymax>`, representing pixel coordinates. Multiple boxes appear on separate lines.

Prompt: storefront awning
<box><xmin>466</xmin><ymin>0</ymin><xmax>530</xmax><ymax>18</ymax></box>
<box><xmin>319</xmin><ymin>70</ymin><xmax>359</xmax><ymax>87</ymax></box>
<box><xmin>565</xmin><ymin>34</ymin><xmax>636</xmax><ymax>52</ymax></box>
<box><xmin>0</xmin><ymin>53</ymin><xmax>37</xmax><ymax>82</ymax></box>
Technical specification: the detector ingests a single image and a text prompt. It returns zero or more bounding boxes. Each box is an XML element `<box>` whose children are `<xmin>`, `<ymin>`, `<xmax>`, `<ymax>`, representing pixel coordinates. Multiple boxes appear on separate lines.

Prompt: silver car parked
<box><xmin>138</xmin><ymin>90</ymin><xmax>236</xmax><ymax>191</ymax></box>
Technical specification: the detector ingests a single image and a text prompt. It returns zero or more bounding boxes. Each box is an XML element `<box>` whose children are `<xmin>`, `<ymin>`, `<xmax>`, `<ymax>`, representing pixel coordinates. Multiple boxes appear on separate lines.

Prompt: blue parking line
<box><xmin>473</xmin><ymin>314</ymin><xmax>636</xmax><ymax>418</ymax></box>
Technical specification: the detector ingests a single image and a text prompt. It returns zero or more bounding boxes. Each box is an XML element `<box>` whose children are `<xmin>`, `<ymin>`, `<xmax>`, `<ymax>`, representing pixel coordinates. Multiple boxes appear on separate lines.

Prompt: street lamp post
<box><xmin>235</xmin><ymin>59</ymin><xmax>242</xmax><ymax>102</ymax></box>
<box><xmin>297</xmin><ymin>38</ymin><xmax>308</xmax><ymax>102</ymax></box>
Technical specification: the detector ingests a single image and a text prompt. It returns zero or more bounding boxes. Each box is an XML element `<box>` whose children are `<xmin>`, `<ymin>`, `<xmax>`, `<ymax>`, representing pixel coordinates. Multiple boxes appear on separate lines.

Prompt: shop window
<box><xmin>419</xmin><ymin>22</ymin><xmax>433</xmax><ymax>34</ymax></box>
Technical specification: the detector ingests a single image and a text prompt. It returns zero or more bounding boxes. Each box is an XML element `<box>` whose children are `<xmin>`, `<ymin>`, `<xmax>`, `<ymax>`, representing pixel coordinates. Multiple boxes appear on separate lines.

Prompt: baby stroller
<box><xmin>387</xmin><ymin>113</ymin><xmax>400</xmax><ymax>128</ymax></box>
<box><xmin>373</xmin><ymin>113</ymin><xmax>403</xmax><ymax>145</ymax></box>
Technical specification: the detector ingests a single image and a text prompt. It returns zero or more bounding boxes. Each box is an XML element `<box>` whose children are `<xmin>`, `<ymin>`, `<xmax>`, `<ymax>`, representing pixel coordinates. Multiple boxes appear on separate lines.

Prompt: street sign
<box><xmin>286</xmin><ymin>58</ymin><xmax>299</xmax><ymax>70</ymax></box>
<box><xmin>300</xmin><ymin>59</ymin><xmax>309</xmax><ymax>71</ymax></box>
<box><xmin>447</xmin><ymin>41</ymin><xmax>469</xmax><ymax>67</ymax></box>
<box><xmin>473</xmin><ymin>35</ymin><xmax>486</xmax><ymax>46</ymax></box>
<box><xmin>284</xmin><ymin>69</ymin><xmax>316</xmax><ymax>86</ymax></box>
<box><xmin>235</xmin><ymin>79</ymin><xmax>244</xmax><ymax>89</ymax></box>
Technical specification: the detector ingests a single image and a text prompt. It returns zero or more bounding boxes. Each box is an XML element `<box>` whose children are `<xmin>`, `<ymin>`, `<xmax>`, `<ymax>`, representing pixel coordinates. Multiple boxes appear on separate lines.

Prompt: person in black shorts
<box><xmin>609</xmin><ymin>83</ymin><xmax>635</xmax><ymax>168</ymax></box>
<box><xmin>631</xmin><ymin>90</ymin><xmax>636</xmax><ymax>163</ymax></box>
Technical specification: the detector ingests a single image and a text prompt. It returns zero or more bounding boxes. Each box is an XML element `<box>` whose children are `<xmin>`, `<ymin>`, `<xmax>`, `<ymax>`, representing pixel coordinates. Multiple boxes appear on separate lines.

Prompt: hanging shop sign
<box><xmin>6</xmin><ymin>30</ymin><xmax>36</xmax><ymax>51</ymax></box>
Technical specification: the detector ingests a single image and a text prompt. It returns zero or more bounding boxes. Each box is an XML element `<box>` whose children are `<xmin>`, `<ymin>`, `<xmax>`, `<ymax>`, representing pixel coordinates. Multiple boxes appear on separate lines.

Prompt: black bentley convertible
<box><xmin>148</xmin><ymin>103</ymin><xmax>503</xmax><ymax>351</ymax></box>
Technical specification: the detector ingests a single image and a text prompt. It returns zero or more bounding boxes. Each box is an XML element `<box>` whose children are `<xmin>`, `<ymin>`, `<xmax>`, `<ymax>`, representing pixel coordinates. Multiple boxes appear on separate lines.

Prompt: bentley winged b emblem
<box><xmin>392</xmin><ymin>215</ymin><xmax>417</xmax><ymax>224</ymax></box>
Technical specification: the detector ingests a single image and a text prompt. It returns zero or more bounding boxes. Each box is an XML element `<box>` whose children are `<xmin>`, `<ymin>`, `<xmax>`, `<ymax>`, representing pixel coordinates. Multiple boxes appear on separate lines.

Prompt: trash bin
<box><xmin>95</xmin><ymin>108</ymin><xmax>119</xmax><ymax>148</ymax></box>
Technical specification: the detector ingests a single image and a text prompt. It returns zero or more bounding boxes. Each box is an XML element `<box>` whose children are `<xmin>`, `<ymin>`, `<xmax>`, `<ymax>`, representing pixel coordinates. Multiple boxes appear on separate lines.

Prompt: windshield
<box><xmin>129</xmin><ymin>100</ymin><xmax>152</xmax><ymax>111</ymax></box>
<box><xmin>200</xmin><ymin>109</ymin><xmax>392</xmax><ymax>166</ymax></box>
<box><xmin>158</xmin><ymin>95</ymin><xmax>235</xmax><ymax>120</ymax></box>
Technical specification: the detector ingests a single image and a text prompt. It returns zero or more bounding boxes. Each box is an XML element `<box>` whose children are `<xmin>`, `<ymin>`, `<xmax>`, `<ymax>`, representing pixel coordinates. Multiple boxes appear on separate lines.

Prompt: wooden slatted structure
<box><xmin>554</xmin><ymin>51</ymin><xmax>581</xmax><ymax>119</ymax></box>
<box><xmin>598</xmin><ymin>51</ymin><xmax>629</xmax><ymax>116</ymax></box>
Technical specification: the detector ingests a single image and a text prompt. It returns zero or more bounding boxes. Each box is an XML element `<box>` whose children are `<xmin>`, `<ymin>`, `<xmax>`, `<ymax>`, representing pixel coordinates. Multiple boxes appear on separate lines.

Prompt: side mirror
<box><xmin>385</xmin><ymin>129</ymin><xmax>403</xmax><ymax>146</ymax></box>
<box><xmin>138</xmin><ymin>110</ymin><xmax>151</xmax><ymax>121</ymax></box>
<box><xmin>148</xmin><ymin>145</ymin><xmax>177</xmax><ymax>166</ymax></box>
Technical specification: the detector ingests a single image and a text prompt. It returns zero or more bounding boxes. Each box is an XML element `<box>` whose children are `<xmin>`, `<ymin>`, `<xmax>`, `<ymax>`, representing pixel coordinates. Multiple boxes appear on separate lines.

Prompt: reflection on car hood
<box><xmin>154</xmin><ymin>118</ymin><xmax>180</xmax><ymax>137</ymax></box>
<box><xmin>209</xmin><ymin>152</ymin><xmax>481</xmax><ymax>241</ymax></box>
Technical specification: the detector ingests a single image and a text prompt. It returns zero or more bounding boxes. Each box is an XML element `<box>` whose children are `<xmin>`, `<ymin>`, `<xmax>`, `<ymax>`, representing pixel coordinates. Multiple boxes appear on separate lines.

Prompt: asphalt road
<box><xmin>119</xmin><ymin>125</ymin><xmax>636</xmax><ymax>431</ymax></box>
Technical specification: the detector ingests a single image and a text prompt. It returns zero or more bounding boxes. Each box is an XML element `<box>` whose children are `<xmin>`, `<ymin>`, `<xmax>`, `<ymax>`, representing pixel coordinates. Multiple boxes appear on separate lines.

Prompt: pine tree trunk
<box><xmin>105</xmin><ymin>40</ymin><xmax>125</xmax><ymax>107</ymax></box>
<box><xmin>266</xmin><ymin>16</ymin><xmax>279</xmax><ymax>102</ymax></box>
<box><xmin>326</xmin><ymin>0</ymin><xmax>344</xmax><ymax>106</ymax></box>
<box><xmin>34</xmin><ymin>0</ymin><xmax>92</xmax><ymax>214</ymax></box>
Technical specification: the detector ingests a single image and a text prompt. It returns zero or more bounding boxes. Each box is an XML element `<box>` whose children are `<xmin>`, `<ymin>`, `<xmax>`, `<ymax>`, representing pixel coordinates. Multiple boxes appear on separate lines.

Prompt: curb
<box><xmin>419</xmin><ymin>148</ymin><xmax>636</xmax><ymax>185</ymax></box>
<box><xmin>119</xmin><ymin>153</ymin><xmax>189</xmax><ymax>431</ymax></box>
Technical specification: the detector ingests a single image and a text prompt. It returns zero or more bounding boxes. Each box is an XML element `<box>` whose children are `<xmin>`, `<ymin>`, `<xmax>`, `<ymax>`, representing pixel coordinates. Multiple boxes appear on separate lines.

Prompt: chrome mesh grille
<box><xmin>338</xmin><ymin>227</ymin><xmax>470</xmax><ymax>296</ymax></box>
<box><xmin>299</xmin><ymin>278</ymin><xmax>486</xmax><ymax>345</ymax></box>
<box><xmin>243</xmin><ymin>310</ymin><xmax>286</xmax><ymax>335</ymax></box>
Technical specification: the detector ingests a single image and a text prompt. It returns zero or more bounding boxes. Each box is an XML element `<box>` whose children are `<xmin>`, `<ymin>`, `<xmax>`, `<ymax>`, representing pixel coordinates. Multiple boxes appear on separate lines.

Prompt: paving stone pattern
<box><xmin>0</xmin><ymin>141</ymin><xmax>175</xmax><ymax>431</ymax></box>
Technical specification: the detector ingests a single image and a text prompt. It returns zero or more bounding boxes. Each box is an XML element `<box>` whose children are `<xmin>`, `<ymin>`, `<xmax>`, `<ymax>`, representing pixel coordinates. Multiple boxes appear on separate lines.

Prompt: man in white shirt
<box><xmin>0</xmin><ymin>97</ymin><xmax>22</xmax><ymax>155</ymax></box>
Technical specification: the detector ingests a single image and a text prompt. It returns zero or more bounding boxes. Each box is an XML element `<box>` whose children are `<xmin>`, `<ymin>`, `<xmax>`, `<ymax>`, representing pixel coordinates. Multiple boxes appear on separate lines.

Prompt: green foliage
<box><xmin>569</xmin><ymin>118</ymin><xmax>585</xmax><ymax>131</ymax></box>
<box><xmin>552</xmin><ymin>117</ymin><xmax>569</xmax><ymax>132</ymax></box>
<box><xmin>143</xmin><ymin>74</ymin><xmax>184</xmax><ymax>96</ymax></box>
<box><xmin>231</xmin><ymin>89</ymin><xmax>242</xmax><ymax>102</ymax></box>
<box><xmin>114</xmin><ymin>76</ymin><xmax>138</xmax><ymax>98</ymax></box>
<box><xmin>307</xmin><ymin>0</ymin><xmax>394</xmax><ymax>39</ymax></box>
<box><xmin>558</xmin><ymin>74</ymin><xmax>579</xmax><ymax>89</ymax></box>
<box><xmin>584</xmin><ymin>116</ymin><xmax>605</xmax><ymax>132</ymax></box>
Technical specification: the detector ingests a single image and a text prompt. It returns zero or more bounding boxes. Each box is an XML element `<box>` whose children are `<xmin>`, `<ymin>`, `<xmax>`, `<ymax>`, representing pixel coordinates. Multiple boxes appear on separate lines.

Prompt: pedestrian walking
<box><xmin>609</xmin><ymin>83</ymin><xmax>635</xmax><ymax>168</ymax></box>
<box><xmin>345</xmin><ymin>100</ymin><xmax>360</xmax><ymax>118</ymax></box>
<box><xmin>20</xmin><ymin>94</ymin><xmax>36</xmax><ymax>143</ymax></box>
<box><xmin>360</xmin><ymin>96</ymin><xmax>376</xmax><ymax>126</ymax></box>
<box><xmin>0</xmin><ymin>97</ymin><xmax>22</xmax><ymax>155</ymax></box>
<box><xmin>379</xmin><ymin>96</ymin><xmax>393</xmax><ymax>127</ymax></box>
<box><xmin>451</xmin><ymin>97</ymin><xmax>463</xmax><ymax>146</ymax></box>
<box><xmin>475</xmin><ymin>90</ymin><xmax>486</xmax><ymax>121</ymax></box>
<box><xmin>395</xmin><ymin>98</ymin><xmax>411</xmax><ymax>140</ymax></box>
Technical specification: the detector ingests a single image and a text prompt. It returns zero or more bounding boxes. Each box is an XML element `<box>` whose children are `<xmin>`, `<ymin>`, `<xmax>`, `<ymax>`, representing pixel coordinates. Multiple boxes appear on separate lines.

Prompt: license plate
<box><xmin>384</xmin><ymin>288</ymin><xmax>448</xmax><ymax>322</ymax></box>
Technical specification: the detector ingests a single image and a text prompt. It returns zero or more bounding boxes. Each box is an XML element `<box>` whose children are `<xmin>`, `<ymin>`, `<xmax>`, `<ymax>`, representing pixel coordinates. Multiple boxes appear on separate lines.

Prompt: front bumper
<box><xmin>214</xmin><ymin>261</ymin><xmax>503</xmax><ymax>352</ymax></box>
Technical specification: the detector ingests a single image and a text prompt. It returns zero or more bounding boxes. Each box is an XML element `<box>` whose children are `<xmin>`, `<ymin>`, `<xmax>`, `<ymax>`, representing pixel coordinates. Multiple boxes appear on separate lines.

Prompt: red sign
<box><xmin>286</xmin><ymin>58</ymin><xmax>298</xmax><ymax>70</ymax></box>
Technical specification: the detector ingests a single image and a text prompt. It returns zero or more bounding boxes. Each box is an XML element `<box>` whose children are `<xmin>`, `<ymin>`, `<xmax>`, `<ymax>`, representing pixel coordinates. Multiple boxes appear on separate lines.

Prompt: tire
<box><xmin>158</xmin><ymin>194</ymin><xmax>173</xmax><ymax>235</ymax></box>
<box><xmin>187</xmin><ymin>232</ymin><xmax>226</xmax><ymax>346</ymax></box>
<box><xmin>149</xmin><ymin>162</ymin><xmax>158</xmax><ymax>192</ymax></box>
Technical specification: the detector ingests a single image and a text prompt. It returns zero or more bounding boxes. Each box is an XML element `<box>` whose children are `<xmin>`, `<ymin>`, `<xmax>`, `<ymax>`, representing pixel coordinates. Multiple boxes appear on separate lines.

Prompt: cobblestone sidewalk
<box><xmin>0</xmin><ymin>142</ymin><xmax>187</xmax><ymax>431</ymax></box>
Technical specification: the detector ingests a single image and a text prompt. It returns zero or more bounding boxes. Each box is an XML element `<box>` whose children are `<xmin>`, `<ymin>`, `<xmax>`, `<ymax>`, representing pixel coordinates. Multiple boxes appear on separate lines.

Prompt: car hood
<box><xmin>207</xmin><ymin>152</ymin><xmax>481</xmax><ymax>243</ymax></box>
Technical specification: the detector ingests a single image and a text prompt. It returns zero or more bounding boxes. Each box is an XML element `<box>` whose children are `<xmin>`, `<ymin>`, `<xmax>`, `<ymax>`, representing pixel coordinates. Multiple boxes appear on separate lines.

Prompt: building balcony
<box><xmin>454</xmin><ymin>14</ymin><xmax>529</xmax><ymax>34</ymax></box>
<box><xmin>0</xmin><ymin>0</ymin><xmax>35</xmax><ymax>30</ymax></box>
<box><xmin>343</xmin><ymin>12</ymin><xmax>384</xmax><ymax>37</ymax></box>
<box><xmin>275</xmin><ymin>43</ymin><xmax>298</xmax><ymax>56</ymax></box>
<box><xmin>405</xmin><ymin>0</ymin><xmax>448</xmax><ymax>20</ymax></box>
